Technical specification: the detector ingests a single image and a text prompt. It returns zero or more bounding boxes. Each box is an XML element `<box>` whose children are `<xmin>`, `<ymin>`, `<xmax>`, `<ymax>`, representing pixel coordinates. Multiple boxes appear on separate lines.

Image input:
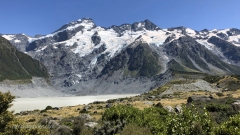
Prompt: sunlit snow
<box><xmin>2</xmin><ymin>35</ymin><xmax>15</xmax><ymax>40</ymax></box>
<box><xmin>14</xmin><ymin>39</ymin><xmax>21</xmax><ymax>43</ymax></box>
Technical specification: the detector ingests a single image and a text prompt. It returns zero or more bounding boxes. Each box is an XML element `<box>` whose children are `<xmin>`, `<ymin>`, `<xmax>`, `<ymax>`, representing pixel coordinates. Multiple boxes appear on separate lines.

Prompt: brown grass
<box><xmin>16</xmin><ymin>88</ymin><xmax>240</xmax><ymax>126</ymax></box>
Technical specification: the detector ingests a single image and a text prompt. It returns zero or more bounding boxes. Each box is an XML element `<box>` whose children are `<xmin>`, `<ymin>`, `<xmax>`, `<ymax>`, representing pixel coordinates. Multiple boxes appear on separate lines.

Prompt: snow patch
<box><xmin>137</xmin><ymin>23</ymin><xmax>141</xmax><ymax>27</ymax></box>
<box><xmin>218</xmin><ymin>29</ymin><xmax>230</xmax><ymax>35</ymax></box>
<box><xmin>75</xmin><ymin>74</ymin><xmax>82</xmax><ymax>79</ymax></box>
<box><xmin>140</xmin><ymin>30</ymin><xmax>169</xmax><ymax>47</ymax></box>
<box><xmin>14</xmin><ymin>39</ymin><xmax>21</xmax><ymax>43</ymax></box>
<box><xmin>29</xmin><ymin>20</ymin><xmax>95</xmax><ymax>43</ymax></box>
<box><xmin>2</xmin><ymin>35</ymin><xmax>15</xmax><ymax>40</ymax></box>
<box><xmin>89</xmin><ymin>57</ymin><xmax>98</xmax><ymax>67</ymax></box>
<box><xmin>186</xmin><ymin>28</ymin><xmax>196</xmax><ymax>36</ymax></box>
<box><xmin>228</xmin><ymin>35</ymin><xmax>240</xmax><ymax>46</ymax></box>
<box><xmin>196</xmin><ymin>39</ymin><xmax>214</xmax><ymax>50</ymax></box>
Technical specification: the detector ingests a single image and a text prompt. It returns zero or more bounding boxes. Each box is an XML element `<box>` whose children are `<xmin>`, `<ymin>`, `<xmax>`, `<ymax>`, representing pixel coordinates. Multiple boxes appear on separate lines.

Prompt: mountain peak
<box><xmin>110</xmin><ymin>19</ymin><xmax>160</xmax><ymax>35</ymax></box>
<box><xmin>54</xmin><ymin>18</ymin><xmax>96</xmax><ymax>33</ymax></box>
<box><xmin>167</xmin><ymin>26</ymin><xmax>186</xmax><ymax>31</ymax></box>
<box><xmin>132</xmin><ymin>19</ymin><xmax>160</xmax><ymax>31</ymax></box>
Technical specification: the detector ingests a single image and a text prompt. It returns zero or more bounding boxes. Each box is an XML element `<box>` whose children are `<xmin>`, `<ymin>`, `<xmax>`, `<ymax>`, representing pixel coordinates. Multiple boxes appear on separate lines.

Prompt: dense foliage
<box><xmin>102</xmin><ymin>103</ymin><xmax>240</xmax><ymax>135</ymax></box>
<box><xmin>165</xmin><ymin>105</ymin><xmax>213</xmax><ymax>135</ymax></box>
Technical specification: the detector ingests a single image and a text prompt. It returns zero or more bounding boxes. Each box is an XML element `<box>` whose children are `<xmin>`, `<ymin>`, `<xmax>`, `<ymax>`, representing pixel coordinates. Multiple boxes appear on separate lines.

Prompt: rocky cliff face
<box><xmin>2</xmin><ymin>18</ymin><xmax>240</xmax><ymax>95</ymax></box>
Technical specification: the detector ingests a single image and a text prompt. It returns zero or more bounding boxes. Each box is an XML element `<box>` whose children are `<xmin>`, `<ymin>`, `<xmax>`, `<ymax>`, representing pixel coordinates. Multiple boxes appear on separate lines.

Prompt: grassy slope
<box><xmin>0</xmin><ymin>36</ymin><xmax>49</xmax><ymax>81</ymax></box>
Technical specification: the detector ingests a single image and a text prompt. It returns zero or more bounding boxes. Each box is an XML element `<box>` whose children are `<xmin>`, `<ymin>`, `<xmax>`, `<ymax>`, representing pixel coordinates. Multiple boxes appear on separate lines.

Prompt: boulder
<box><xmin>39</xmin><ymin>117</ymin><xmax>53</xmax><ymax>125</ymax></box>
<box><xmin>48</xmin><ymin>120</ymin><xmax>59</xmax><ymax>129</ymax></box>
<box><xmin>233</xmin><ymin>100</ymin><xmax>240</xmax><ymax>105</ymax></box>
<box><xmin>149</xmin><ymin>96</ymin><xmax>156</xmax><ymax>99</ymax></box>
<box><xmin>154</xmin><ymin>102</ymin><xmax>163</xmax><ymax>108</ymax></box>
<box><xmin>20</xmin><ymin>111</ymin><xmax>28</xmax><ymax>115</ymax></box>
<box><xmin>175</xmin><ymin>105</ymin><xmax>182</xmax><ymax>113</ymax></box>
<box><xmin>164</xmin><ymin>106</ymin><xmax>174</xmax><ymax>112</ymax></box>
<box><xmin>80</xmin><ymin>114</ymin><xmax>91</xmax><ymax>120</ymax></box>
<box><xmin>84</xmin><ymin>105</ymin><xmax>91</xmax><ymax>110</ymax></box>
<box><xmin>187</xmin><ymin>96</ymin><xmax>211</xmax><ymax>103</ymax></box>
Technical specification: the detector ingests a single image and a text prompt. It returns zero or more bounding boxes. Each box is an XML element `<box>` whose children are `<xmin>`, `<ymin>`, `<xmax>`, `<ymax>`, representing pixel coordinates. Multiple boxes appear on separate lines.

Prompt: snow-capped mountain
<box><xmin>2</xmin><ymin>18</ymin><xmax>240</xmax><ymax>95</ymax></box>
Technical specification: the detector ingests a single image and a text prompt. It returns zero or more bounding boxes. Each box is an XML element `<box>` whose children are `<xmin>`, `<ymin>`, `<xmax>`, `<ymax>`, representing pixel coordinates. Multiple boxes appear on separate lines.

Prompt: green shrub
<box><xmin>72</xmin><ymin>117</ymin><xmax>85</xmax><ymax>135</ymax></box>
<box><xmin>215</xmin><ymin>114</ymin><xmax>240</xmax><ymax>135</ymax></box>
<box><xmin>102</xmin><ymin>105</ymin><xmax>141</xmax><ymax>123</ymax></box>
<box><xmin>102</xmin><ymin>105</ymin><xmax>168</xmax><ymax>134</ymax></box>
<box><xmin>120</xmin><ymin>123</ymin><xmax>153</xmax><ymax>135</ymax></box>
<box><xmin>206</xmin><ymin>103</ymin><xmax>230</xmax><ymax>112</ymax></box>
<box><xmin>45</xmin><ymin>106</ymin><xmax>53</xmax><ymax>110</ymax></box>
<box><xmin>225</xmin><ymin>98</ymin><xmax>235</xmax><ymax>104</ymax></box>
<box><xmin>165</xmin><ymin>105</ymin><xmax>213</xmax><ymax>135</ymax></box>
<box><xmin>40</xmin><ymin>110</ymin><xmax>47</xmax><ymax>113</ymax></box>
<box><xmin>0</xmin><ymin>92</ymin><xmax>49</xmax><ymax>134</ymax></box>
<box><xmin>141</xmin><ymin>107</ymin><xmax>168</xmax><ymax>133</ymax></box>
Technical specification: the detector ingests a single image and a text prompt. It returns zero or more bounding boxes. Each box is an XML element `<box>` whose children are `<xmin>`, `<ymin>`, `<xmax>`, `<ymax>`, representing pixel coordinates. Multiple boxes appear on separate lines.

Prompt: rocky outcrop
<box><xmin>187</xmin><ymin>96</ymin><xmax>212</xmax><ymax>103</ymax></box>
<box><xmin>94</xmin><ymin>119</ymin><xmax>126</xmax><ymax>135</ymax></box>
<box><xmin>208</xmin><ymin>36</ymin><xmax>240</xmax><ymax>62</ymax></box>
<box><xmin>91</xmin><ymin>32</ymin><xmax>101</xmax><ymax>46</ymax></box>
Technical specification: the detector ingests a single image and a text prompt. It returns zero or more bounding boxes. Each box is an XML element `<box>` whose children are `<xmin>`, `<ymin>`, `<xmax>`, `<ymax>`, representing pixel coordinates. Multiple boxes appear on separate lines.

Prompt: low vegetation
<box><xmin>1</xmin><ymin>75</ymin><xmax>240</xmax><ymax>134</ymax></box>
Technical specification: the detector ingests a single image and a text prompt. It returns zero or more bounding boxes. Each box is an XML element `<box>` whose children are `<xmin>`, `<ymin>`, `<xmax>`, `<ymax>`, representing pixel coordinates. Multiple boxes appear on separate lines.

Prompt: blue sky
<box><xmin>0</xmin><ymin>0</ymin><xmax>239</xmax><ymax>36</ymax></box>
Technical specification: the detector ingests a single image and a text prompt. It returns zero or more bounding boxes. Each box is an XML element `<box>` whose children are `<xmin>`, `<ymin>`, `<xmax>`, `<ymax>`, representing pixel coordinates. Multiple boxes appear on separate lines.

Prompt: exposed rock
<box><xmin>3</xmin><ymin>19</ymin><xmax>240</xmax><ymax>97</ymax></box>
<box><xmin>80</xmin><ymin>114</ymin><xmax>91</xmax><ymax>120</ymax></box>
<box><xmin>84</xmin><ymin>122</ymin><xmax>98</xmax><ymax>128</ymax></box>
<box><xmin>48</xmin><ymin>120</ymin><xmax>59</xmax><ymax>129</ymax></box>
<box><xmin>175</xmin><ymin>105</ymin><xmax>182</xmax><ymax>113</ymax></box>
<box><xmin>94</xmin><ymin>119</ymin><xmax>126</xmax><ymax>135</ymax></box>
<box><xmin>20</xmin><ymin>111</ymin><xmax>28</xmax><ymax>115</ymax></box>
<box><xmin>149</xmin><ymin>96</ymin><xmax>155</xmax><ymax>99</ymax></box>
<box><xmin>91</xmin><ymin>32</ymin><xmax>101</xmax><ymax>46</ymax></box>
<box><xmin>232</xmin><ymin>100</ymin><xmax>240</xmax><ymax>105</ymax></box>
<box><xmin>39</xmin><ymin>117</ymin><xmax>53</xmax><ymax>126</ymax></box>
<box><xmin>164</xmin><ymin>106</ymin><xmax>174</xmax><ymax>112</ymax></box>
<box><xmin>144</xmin><ymin>101</ymin><xmax>154</xmax><ymax>105</ymax></box>
<box><xmin>187</xmin><ymin>96</ymin><xmax>211</xmax><ymax>103</ymax></box>
<box><xmin>84</xmin><ymin>105</ymin><xmax>91</xmax><ymax>110</ymax></box>
<box><xmin>154</xmin><ymin>102</ymin><xmax>163</xmax><ymax>108</ymax></box>
<box><xmin>208</xmin><ymin>36</ymin><xmax>240</xmax><ymax>63</ymax></box>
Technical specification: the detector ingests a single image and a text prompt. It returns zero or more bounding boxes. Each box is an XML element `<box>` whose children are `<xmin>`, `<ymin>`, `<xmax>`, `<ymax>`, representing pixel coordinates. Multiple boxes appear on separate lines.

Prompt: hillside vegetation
<box><xmin>0</xmin><ymin>36</ymin><xmax>49</xmax><ymax>81</ymax></box>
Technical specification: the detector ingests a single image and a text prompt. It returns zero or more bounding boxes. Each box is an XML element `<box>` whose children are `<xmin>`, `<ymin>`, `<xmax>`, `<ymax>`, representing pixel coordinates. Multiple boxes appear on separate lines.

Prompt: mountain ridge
<box><xmin>1</xmin><ymin>18</ymin><xmax>240</xmax><ymax>95</ymax></box>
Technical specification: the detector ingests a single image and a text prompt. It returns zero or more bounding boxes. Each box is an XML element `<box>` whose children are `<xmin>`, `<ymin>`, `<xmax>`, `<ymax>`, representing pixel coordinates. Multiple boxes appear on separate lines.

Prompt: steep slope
<box><xmin>100</xmin><ymin>41</ymin><xmax>161</xmax><ymax>78</ymax></box>
<box><xmin>0</xmin><ymin>36</ymin><xmax>49</xmax><ymax>81</ymax></box>
<box><xmin>0</xmin><ymin>36</ymin><xmax>64</xmax><ymax>97</ymax></box>
<box><xmin>164</xmin><ymin>36</ymin><xmax>240</xmax><ymax>74</ymax></box>
<box><xmin>208</xmin><ymin>36</ymin><xmax>240</xmax><ymax>63</ymax></box>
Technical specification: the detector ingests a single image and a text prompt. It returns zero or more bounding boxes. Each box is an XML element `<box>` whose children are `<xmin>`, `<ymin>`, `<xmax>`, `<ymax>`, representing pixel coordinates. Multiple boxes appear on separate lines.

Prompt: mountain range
<box><xmin>1</xmin><ymin>18</ymin><xmax>240</xmax><ymax>95</ymax></box>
